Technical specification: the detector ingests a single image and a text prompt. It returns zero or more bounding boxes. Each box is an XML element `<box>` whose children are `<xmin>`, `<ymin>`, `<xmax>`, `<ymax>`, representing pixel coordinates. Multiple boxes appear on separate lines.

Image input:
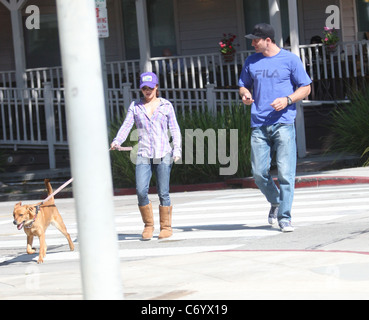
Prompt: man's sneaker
<box><xmin>268</xmin><ymin>205</ymin><xmax>278</xmax><ymax>225</ymax></box>
<box><xmin>279</xmin><ymin>220</ymin><xmax>294</xmax><ymax>232</ymax></box>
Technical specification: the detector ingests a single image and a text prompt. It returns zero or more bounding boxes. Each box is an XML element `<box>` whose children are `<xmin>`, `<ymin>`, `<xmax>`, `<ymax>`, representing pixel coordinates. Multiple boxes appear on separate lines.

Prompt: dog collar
<box><xmin>24</xmin><ymin>205</ymin><xmax>40</xmax><ymax>229</ymax></box>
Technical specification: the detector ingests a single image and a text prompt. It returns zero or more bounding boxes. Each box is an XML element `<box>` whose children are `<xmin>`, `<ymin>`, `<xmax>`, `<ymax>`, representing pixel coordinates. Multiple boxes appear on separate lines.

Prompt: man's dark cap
<box><xmin>245</xmin><ymin>23</ymin><xmax>275</xmax><ymax>40</ymax></box>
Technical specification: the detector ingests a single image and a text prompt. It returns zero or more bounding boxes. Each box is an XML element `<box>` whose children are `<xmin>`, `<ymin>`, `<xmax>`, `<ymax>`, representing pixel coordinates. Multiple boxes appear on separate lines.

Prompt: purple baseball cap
<box><xmin>140</xmin><ymin>72</ymin><xmax>159</xmax><ymax>89</ymax></box>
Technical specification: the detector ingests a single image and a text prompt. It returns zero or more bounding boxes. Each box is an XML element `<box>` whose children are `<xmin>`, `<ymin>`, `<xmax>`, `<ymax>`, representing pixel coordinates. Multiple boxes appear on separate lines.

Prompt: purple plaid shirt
<box><xmin>112</xmin><ymin>98</ymin><xmax>182</xmax><ymax>159</ymax></box>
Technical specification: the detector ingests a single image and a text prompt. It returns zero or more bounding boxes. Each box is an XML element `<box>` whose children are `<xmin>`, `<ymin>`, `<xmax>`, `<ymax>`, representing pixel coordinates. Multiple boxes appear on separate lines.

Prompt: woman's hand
<box><xmin>110</xmin><ymin>142</ymin><xmax>118</xmax><ymax>150</ymax></box>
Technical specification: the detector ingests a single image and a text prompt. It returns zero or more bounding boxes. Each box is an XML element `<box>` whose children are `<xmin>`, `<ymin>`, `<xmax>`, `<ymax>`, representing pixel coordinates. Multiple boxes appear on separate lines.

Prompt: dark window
<box><xmin>23</xmin><ymin>14</ymin><xmax>61</xmax><ymax>68</ymax></box>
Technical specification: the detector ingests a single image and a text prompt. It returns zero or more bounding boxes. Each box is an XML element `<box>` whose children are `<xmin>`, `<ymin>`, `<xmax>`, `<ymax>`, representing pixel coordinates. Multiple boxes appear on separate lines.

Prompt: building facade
<box><xmin>0</xmin><ymin>0</ymin><xmax>368</xmax><ymax>71</ymax></box>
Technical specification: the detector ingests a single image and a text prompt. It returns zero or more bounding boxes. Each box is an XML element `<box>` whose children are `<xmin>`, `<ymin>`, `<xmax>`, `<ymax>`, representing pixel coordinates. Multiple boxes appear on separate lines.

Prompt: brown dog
<box><xmin>12</xmin><ymin>179</ymin><xmax>74</xmax><ymax>263</ymax></box>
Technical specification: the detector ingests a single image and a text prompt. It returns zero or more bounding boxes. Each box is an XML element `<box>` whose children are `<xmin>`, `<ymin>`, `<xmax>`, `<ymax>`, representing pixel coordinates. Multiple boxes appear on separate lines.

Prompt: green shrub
<box><xmin>109</xmin><ymin>120</ymin><xmax>137</xmax><ymax>188</ymax></box>
<box><xmin>362</xmin><ymin>147</ymin><xmax>369</xmax><ymax>167</ymax></box>
<box><xmin>328</xmin><ymin>87</ymin><xmax>369</xmax><ymax>165</ymax></box>
<box><xmin>109</xmin><ymin>104</ymin><xmax>252</xmax><ymax>188</ymax></box>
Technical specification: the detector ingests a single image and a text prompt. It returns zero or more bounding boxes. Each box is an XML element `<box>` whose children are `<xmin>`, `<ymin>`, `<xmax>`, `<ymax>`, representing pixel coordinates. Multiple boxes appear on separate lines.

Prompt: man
<box><xmin>239</xmin><ymin>23</ymin><xmax>311</xmax><ymax>232</ymax></box>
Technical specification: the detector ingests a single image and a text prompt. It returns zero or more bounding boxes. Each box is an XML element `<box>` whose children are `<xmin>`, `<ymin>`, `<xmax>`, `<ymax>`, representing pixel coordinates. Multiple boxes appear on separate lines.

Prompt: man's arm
<box><xmin>289</xmin><ymin>84</ymin><xmax>311</xmax><ymax>104</ymax></box>
<box><xmin>270</xmin><ymin>84</ymin><xmax>311</xmax><ymax>112</ymax></box>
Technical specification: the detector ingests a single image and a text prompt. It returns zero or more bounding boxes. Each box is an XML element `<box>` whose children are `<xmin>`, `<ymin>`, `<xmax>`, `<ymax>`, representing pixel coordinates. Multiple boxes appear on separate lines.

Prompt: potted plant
<box><xmin>219</xmin><ymin>33</ymin><xmax>238</xmax><ymax>62</ymax></box>
<box><xmin>322</xmin><ymin>27</ymin><xmax>340</xmax><ymax>53</ymax></box>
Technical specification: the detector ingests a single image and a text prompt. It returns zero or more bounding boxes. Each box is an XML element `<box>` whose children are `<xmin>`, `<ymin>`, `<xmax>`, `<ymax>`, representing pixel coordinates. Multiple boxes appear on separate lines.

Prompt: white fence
<box><xmin>300</xmin><ymin>41</ymin><xmax>369</xmax><ymax>80</ymax></box>
<box><xmin>0</xmin><ymin>85</ymin><xmax>67</xmax><ymax>169</ymax></box>
<box><xmin>1</xmin><ymin>40</ymin><xmax>368</xmax><ymax>92</ymax></box>
<box><xmin>0</xmin><ymin>83</ymin><xmax>241</xmax><ymax>168</ymax></box>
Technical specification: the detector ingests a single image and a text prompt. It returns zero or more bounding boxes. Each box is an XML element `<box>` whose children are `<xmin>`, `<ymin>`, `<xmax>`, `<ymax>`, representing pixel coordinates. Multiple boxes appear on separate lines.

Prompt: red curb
<box><xmin>225</xmin><ymin>177</ymin><xmax>257</xmax><ymax>189</ymax></box>
<box><xmin>113</xmin><ymin>181</ymin><xmax>229</xmax><ymax>196</ymax></box>
<box><xmin>295</xmin><ymin>176</ymin><xmax>369</xmax><ymax>188</ymax></box>
<box><xmin>171</xmin><ymin>182</ymin><xmax>228</xmax><ymax>192</ymax></box>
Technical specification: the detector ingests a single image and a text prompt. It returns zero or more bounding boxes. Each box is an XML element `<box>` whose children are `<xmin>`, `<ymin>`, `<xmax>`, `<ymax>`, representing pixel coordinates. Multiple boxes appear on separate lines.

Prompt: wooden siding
<box><xmin>105</xmin><ymin>0</ymin><xmax>124</xmax><ymax>61</ymax></box>
<box><xmin>0</xmin><ymin>6</ymin><xmax>14</xmax><ymax>71</ymax></box>
<box><xmin>0</xmin><ymin>0</ymin><xmax>363</xmax><ymax>70</ymax></box>
<box><xmin>176</xmin><ymin>0</ymin><xmax>240</xmax><ymax>55</ymax></box>
<box><xmin>298</xmin><ymin>0</ymin><xmax>357</xmax><ymax>44</ymax></box>
<box><xmin>340</xmin><ymin>0</ymin><xmax>357</xmax><ymax>42</ymax></box>
<box><xmin>298</xmin><ymin>0</ymin><xmax>341</xmax><ymax>45</ymax></box>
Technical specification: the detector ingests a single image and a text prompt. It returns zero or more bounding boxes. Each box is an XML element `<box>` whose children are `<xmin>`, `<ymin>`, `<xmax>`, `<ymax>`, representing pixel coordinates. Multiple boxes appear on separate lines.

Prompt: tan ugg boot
<box><xmin>158</xmin><ymin>205</ymin><xmax>173</xmax><ymax>239</ymax></box>
<box><xmin>138</xmin><ymin>202</ymin><xmax>154</xmax><ymax>240</ymax></box>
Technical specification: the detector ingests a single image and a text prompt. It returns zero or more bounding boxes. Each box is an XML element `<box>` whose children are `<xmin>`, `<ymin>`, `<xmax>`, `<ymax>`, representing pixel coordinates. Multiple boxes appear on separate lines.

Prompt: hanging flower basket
<box><xmin>322</xmin><ymin>27</ymin><xmax>339</xmax><ymax>54</ymax></box>
<box><xmin>219</xmin><ymin>33</ymin><xmax>238</xmax><ymax>63</ymax></box>
<box><xmin>326</xmin><ymin>44</ymin><xmax>338</xmax><ymax>54</ymax></box>
<box><xmin>222</xmin><ymin>52</ymin><xmax>235</xmax><ymax>62</ymax></box>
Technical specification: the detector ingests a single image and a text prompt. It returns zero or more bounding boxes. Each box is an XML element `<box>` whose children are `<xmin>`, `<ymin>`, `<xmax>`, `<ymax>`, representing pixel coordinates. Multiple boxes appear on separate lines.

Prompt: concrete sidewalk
<box><xmin>121</xmin><ymin>250</ymin><xmax>369</xmax><ymax>300</ymax></box>
<box><xmin>2</xmin><ymin>249</ymin><xmax>368</xmax><ymax>300</ymax></box>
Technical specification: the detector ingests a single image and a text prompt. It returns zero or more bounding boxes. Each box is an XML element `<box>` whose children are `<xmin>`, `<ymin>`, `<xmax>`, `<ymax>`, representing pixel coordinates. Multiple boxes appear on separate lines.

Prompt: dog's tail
<box><xmin>44</xmin><ymin>179</ymin><xmax>54</xmax><ymax>202</ymax></box>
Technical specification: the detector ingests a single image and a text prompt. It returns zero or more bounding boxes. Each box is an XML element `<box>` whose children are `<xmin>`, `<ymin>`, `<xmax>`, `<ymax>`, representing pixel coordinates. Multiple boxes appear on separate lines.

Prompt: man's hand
<box><xmin>241</xmin><ymin>92</ymin><xmax>254</xmax><ymax>105</ymax></box>
<box><xmin>270</xmin><ymin>97</ymin><xmax>289</xmax><ymax>112</ymax></box>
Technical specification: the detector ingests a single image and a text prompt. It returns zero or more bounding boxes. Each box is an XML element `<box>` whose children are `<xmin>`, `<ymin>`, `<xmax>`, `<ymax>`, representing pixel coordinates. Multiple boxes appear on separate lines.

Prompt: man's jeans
<box><xmin>136</xmin><ymin>153</ymin><xmax>173</xmax><ymax>207</ymax></box>
<box><xmin>251</xmin><ymin>123</ymin><xmax>297</xmax><ymax>222</ymax></box>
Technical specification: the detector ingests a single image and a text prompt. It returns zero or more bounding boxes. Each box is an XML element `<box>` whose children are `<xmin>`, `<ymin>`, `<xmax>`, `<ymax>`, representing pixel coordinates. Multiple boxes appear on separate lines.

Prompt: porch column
<box><xmin>287</xmin><ymin>0</ymin><xmax>300</xmax><ymax>57</ymax></box>
<box><xmin>0</xmin><ymin>0</ymin><xmax>28</xmax><ymax>88</ymax></box>
<box><xmin>268</xmin><ymin>0</ymin><xmax>283</xmax><ymax>47</ymax></box>
<box><xmin>288</xmin><ymin>0</ymin><xmax>306</xmax><ymax>158</ymax></box>
<box><xmin>135</xmin><ymin>0</ymin><xmax>152</xmax><ymax>72</ymax></box>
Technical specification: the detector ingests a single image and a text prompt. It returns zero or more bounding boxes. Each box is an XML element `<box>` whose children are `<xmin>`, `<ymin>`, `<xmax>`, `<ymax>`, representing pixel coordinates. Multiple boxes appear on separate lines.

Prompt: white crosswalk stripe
<box><xmin>0</xmin><ymin>184</ymin><xmax>368</xmax><ymax>263</ymax></box>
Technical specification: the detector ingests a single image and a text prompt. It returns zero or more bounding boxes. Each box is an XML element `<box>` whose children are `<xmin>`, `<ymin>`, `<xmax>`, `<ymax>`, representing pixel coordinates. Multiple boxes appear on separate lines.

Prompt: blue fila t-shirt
<box><xmin>239</xmin><ymin>49</ymin><xmax>312</xmax><ymax>127</ymax></box>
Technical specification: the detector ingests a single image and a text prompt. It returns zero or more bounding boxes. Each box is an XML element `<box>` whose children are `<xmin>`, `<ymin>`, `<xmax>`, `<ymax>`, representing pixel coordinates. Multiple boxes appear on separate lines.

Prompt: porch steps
<box><xmin>0</xmin><ymin>168</ymin><xmax>72</xmax><ymax>202</ymax></box>
<box><xmin>0</xmin><ymin>149</ymin><xmax>70</xmax><ymax>173</ymax></box>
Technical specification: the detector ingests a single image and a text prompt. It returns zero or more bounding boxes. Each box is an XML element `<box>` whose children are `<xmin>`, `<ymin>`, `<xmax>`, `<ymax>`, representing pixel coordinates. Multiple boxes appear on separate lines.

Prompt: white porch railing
<box><xmin>0</xmin><ymin>85</ymin><xmax>67</xmax><ymax>169</ymax></box>
<box><xmin>0</xmin><ymin>83</ymin><xmax>241</xmax><ymax>168</ymax></box>
<box><xmin>1</xmin><ymin>40</ymin><xmax>367</xmax><ymax>93</ymax></box>
<box><xmin>300</xmin><ymin>41</ymin><xmax>369</xmax><ymax>80</ymax></box>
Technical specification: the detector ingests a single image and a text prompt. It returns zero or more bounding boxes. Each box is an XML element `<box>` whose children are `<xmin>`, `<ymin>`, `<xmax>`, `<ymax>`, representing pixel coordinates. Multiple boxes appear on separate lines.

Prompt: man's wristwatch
<box><xmin>286</xmin><ymin>96</ymin><xmax>293</xmax><ymax>106</ymax></box>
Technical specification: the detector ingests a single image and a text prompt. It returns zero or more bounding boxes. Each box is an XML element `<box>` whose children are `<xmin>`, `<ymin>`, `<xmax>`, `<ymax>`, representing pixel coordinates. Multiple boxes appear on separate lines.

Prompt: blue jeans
<box><xmin>136</xmin><ymin>153</ymin><xmax>173</xmax><ymax>207</ymax></box>
<box><xmin>251</xmin><ymin>123</ymin><xmax>297</xmax><ymax>223</ymax></box>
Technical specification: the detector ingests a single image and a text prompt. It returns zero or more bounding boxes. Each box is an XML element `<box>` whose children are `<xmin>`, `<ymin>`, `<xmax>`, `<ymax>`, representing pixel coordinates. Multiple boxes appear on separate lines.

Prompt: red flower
<box><xmin>219</xmin><ymin>33</ymin><xmax>238</xmax><ymax>55</ymax></box>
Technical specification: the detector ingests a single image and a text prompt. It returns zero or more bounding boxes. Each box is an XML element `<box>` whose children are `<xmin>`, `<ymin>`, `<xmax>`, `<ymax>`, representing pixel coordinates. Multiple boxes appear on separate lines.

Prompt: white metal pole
<box><xmin>56</xmin><ymin>0</ymin><xmax>123</xmax><ymax>300</ymax></box>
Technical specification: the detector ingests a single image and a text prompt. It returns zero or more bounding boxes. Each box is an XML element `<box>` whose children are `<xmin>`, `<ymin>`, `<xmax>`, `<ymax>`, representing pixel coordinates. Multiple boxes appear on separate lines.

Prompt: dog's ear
<box><xmin>28</xmin><ymin>206</ymin><xmax>36</xmax><ymax>217</ymax></box>
<box><xmin>14</xmin><ymin>202</ymin><xmax>22</xmax><ymax>208</ymax></box>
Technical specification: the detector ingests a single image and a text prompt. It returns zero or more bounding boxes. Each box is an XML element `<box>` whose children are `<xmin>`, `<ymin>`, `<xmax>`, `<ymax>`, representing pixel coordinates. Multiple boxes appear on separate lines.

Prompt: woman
<box><xmin>111</xmin><ymin>72</ymin><xmax>181</xmax><ymax>240</ymax></box>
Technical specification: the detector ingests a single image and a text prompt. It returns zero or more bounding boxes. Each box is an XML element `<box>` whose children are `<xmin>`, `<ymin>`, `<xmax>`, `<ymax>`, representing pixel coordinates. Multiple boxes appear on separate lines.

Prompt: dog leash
<box><xmin>23</xmin><ymin>178</ymin><xmax>74</xmax><ymax>229</ymax></box>
<box><xmin>41</xmin><ymin>146</ymin><xmax>132</xmax><ymax>204</ymax></box>
<box><xmin>25</xmin><ymin>147</ymin><xmax>133</xmax><ymax>228</ymax></box>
